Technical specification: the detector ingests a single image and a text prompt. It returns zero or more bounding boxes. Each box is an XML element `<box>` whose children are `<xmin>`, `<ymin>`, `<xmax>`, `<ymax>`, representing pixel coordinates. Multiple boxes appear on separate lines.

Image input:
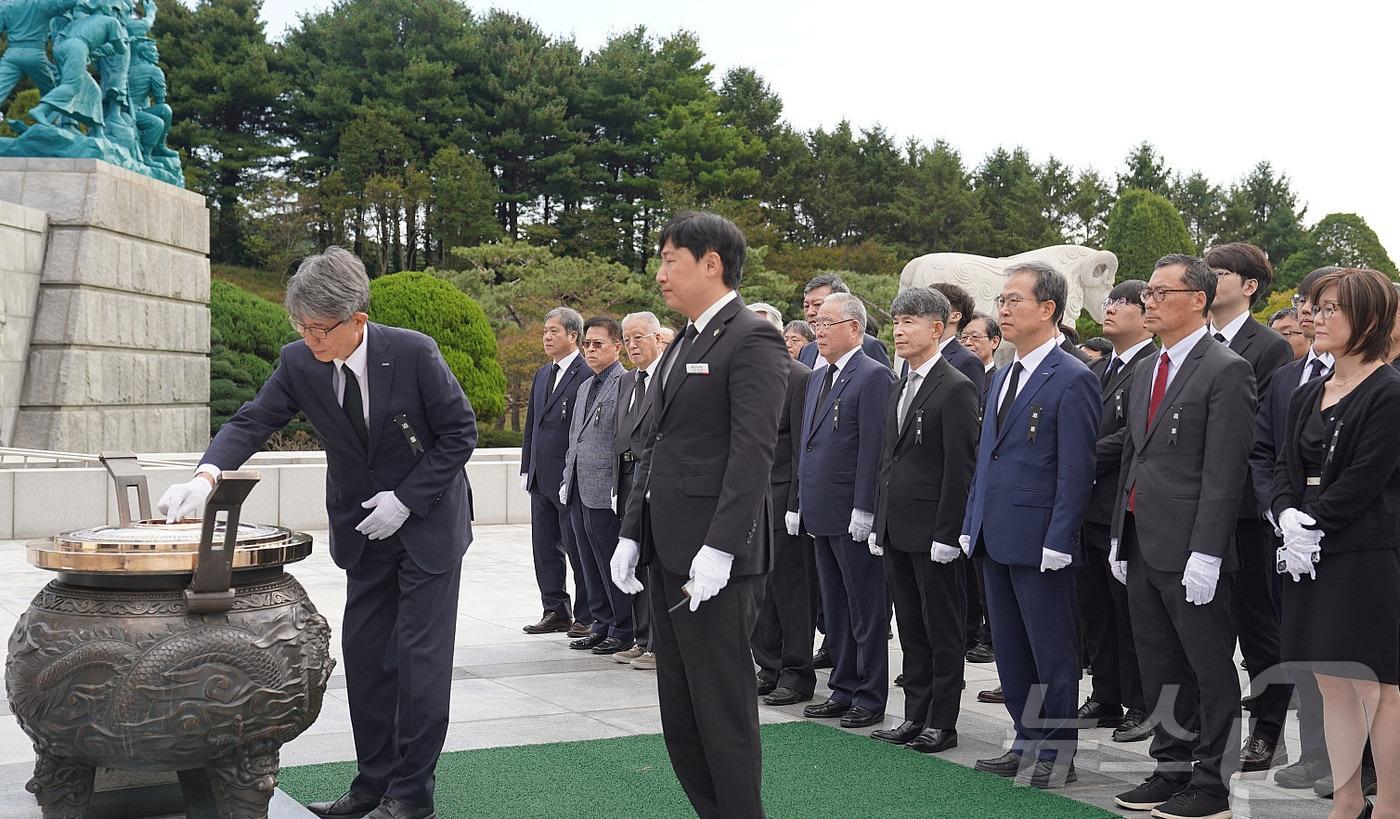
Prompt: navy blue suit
<box><xmin>203</xmin><ymin>323</ymin><xmax>476</xmax><ymax>807</ymax></box>
<box><xmin>520</xmin><ymin>354</ymin><xmax>591</xmax><ymax>622</ymax></box>
<box><xmin>939</xmin><ymin>338</ymin><xmax>985</xmax><ymax>398</ymax></box>
<box><xmin>962</xmin><ymin>342</ymin><xmax>1098</xmax><ymax>765</ymax></box>
<box><xmin>798</xmin><ymin>348</ymin><xmax>895</xmax><ymax>711</ymax></box>
<box><xmin>799</xmin><ymin>333</ymin><xmax>890</xmax><ymax>370</ymax></box>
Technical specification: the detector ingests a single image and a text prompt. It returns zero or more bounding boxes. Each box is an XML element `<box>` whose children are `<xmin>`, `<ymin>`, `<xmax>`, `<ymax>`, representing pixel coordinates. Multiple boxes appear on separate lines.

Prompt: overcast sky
<box><xmin>257</xmin><ymin>0</ymin><xmax>1400</xmax><ymax>258</ymax></box>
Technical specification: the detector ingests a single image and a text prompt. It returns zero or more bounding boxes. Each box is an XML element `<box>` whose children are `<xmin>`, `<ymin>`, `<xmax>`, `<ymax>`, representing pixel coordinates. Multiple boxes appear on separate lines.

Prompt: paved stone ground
<box><xmin>0</xmin><ymin>525</ymin><xmax>1336</xmax><ymax>818</ymax></box>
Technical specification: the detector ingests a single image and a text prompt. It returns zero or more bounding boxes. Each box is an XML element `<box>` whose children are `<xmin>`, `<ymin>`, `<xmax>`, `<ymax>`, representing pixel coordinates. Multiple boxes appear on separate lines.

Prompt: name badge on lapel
<box><xmin>914</xmin><ymin>409</ymin><xmax>924</xmax><ymax>445</ymax></box>
<box><xmin>1027</xmin><ymin>404</ymin><xmax>1042</xmax><ymax>442</ymax></box>
<box><xmin>686</xmin><ymin>363</ymin><xmax>709</xmax><ymax>375</ymax></box>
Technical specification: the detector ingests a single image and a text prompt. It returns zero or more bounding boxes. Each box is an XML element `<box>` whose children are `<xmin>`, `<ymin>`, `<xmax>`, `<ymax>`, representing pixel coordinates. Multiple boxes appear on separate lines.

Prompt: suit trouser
<box><xmin>650</xmin><ymin>562</ymin><xmax>765</xmax><ymax>819</ymax></box>
<box><xmin>813</xmin><ymin>534</ymin><xmax>889</xmax><ymax>712</ymax></box>
<box><xmin>568</xmin><ymin>489</ymin><xmax>631</xmax><ymax>641</ymax></box>
<box><xmin>617</xmin><ymin>471</ymin><xmax>651</xmax><ymax>649</ymax></box>
<box><xmin>1232</xmin><ymin>517</ymin><xmax>1288</xmax><ymax>745</ymax></box>
<box><xmin>1124</xmin><ymin>515</ymin><xmax>1241</xmax><ymax>800</ymax></box>
<box><xmin>886</xmin><ymin>545</ymin><xmax>965</xmax><ymax>727</ymax></box>
<box><xmin>981</xmin><ymin>552</ymin><xmax>1080</xmax><ymax>763</ymax></box>
<box><xmin>344</xmin><ymin>535</ymin><xmax>461</xmax><ymax>807</ymax></box>
<box><xmin>1080</xmin><ymin>521</ymin><xmax>1145</xmax><ymax>712</ymax></box>
<box><xmin>752</xmin><ymin>526</ymin><xmax>816</xmax><ymax>695</ymax></box>
<box><xmin>962</xmin><ymin>555</ymin><xmax>991</xmax><ymax>649</ymax></box>
<box><xmin>529</xmin><ymin>490</ymin><xmax>590</xmax><ymax>623</ymax></box>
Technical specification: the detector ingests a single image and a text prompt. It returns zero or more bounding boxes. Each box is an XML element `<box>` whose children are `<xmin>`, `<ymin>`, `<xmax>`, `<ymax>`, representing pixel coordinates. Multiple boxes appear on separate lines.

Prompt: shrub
<box><xmin>1104</xmin><ymin>188</ymin><xmax>1194</xmax><ymax>283</ymax></box>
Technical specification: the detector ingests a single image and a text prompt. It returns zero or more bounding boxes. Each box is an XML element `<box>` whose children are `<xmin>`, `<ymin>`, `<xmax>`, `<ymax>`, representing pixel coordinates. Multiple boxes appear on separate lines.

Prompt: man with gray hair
<box><xmin>159</xmin><ymin>247</ymin><xmax>477</xmax><ymax>819</ymax></box>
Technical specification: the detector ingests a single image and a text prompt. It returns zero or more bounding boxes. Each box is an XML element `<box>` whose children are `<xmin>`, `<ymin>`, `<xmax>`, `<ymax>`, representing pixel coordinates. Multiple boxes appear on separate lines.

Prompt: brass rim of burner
<box><xmin>28</xmin><ymin>523</ymin><xmax>313</xmax><ymax>574</ymax></box>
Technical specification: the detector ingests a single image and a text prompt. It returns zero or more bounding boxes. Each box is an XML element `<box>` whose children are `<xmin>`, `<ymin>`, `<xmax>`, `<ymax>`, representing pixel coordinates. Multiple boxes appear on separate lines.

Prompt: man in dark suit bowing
<box><xmin>609</xmin><ymin>211</ymin><xmax>786</xmax><ymax>819</ymax></box>
<box><xmin>797</xmin><ymin>292</ymin><xmax>896</xmax><ymax>730</ymax></box>
<box><xmin>797</xmin><ymin>272</ymin><xmax>891</xmax><ymax>370</ymax></box>
<box><xmin>519</xmin><ymin>307</ymin><xmax>593</xmax><ymax>637</ymax></box>
<box><xmin>158</xmin><ymin>248</ymin><xmax>475</xmax><ymax>819</ymax></box>
<box><xmin>1205</xmin><ymin>241</ymin><xmax>1295</xmax><ymax>772</ymax></box>
<box><xmin>1110</xmin><ymin>254</ymin><xmax>1256</xmax><ymax>819</ymax></box>
<box><xmin>1079</xmin><ymin>279</ymin><xmax>1158</xmax><ymax>743</ymax></box>
<box><xmin>962</xmin><ymin>261</ymin><xmax>1099</xmax><ymax>789</ymax></box>
<box><xmin>867</xmin><ymin>287</ymin><xmax>978</xmax><ymax>753</ymax></box>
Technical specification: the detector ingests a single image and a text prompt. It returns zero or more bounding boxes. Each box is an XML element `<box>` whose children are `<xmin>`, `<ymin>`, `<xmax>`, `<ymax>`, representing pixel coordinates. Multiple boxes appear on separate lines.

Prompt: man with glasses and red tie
<box><xmin>1110</xmin><ymin>254</ymin><xmax>1256</xmax><ymax>819</ymax></box>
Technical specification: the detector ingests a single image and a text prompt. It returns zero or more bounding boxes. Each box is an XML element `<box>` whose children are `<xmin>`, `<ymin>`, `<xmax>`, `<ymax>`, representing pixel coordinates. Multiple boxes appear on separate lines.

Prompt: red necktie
<box><xmin>1130</xmin><ymin>352</ymin><xmax>1172</xmax><ymax>512</ymax></box>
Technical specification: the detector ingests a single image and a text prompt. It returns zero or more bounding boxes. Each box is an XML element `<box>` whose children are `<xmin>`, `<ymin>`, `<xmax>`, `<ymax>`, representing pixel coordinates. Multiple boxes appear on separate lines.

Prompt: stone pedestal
<box><xmin>0</xmin><ymin>199</ymin><xmax>48</xmax><ymax>446</ymax></box>
<box><xmin>0</xmin><ymin>158</ymin><xmax>210</xmax><ymax>453</ymax></box>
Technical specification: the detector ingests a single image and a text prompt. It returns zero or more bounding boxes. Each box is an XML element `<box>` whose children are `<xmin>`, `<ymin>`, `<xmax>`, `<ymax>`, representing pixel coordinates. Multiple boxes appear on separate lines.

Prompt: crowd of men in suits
<box><xmin>518</xmin><ymin>219</ymin><xmax>1396</xmax><ymax>819</ymax></box>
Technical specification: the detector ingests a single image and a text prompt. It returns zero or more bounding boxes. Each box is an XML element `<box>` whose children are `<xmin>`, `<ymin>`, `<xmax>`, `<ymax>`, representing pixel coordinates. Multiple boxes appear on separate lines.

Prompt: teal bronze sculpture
<box><xmin>0</xmin><ymin>0</ymin><xmax>183</xmax><ymax>187</ymax></box>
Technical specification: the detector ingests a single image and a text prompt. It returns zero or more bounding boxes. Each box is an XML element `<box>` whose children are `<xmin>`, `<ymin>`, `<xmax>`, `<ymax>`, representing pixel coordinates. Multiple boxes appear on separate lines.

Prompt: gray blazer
<box><xmin>562</xmin><ymin>362</ymin><xmax>624</xmax><ymax>510</ymax></box>
<box><xmin>1110</xmin><ymin>334</ymin><xmax>1256</xmax><ymax>573</ymax></box>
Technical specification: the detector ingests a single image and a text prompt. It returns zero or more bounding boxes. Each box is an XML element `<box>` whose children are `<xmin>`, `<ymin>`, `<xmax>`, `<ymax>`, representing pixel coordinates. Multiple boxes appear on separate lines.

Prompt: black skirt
<box><xmin>1281</xmin><ymin>546</ymin><xmax>1400</xmax><ymax>685</ymax></box>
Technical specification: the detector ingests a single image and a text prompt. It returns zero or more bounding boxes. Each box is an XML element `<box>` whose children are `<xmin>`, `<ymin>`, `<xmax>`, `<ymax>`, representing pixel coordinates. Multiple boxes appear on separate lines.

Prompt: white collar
<box><xmin>1111</xmin><ymin>337</ymin><xmax>1154</xmax><ymax>366</ymax></box>
<box><xmin>1304</xmin><ymin>346</ymin><xmax>1335</xmax><ymax>369</ymax></box>
<box><xmin>984</xmin><ymin>361</ymin><xmax>995</xmax><ymax>372</ymax></box>
<box><xmin>641</xmin><ymin>356</ymin><xmax>661</xmax><ymax>379</ymax></box>
<box><xmin>1011</xmin><ymin>335</ymin><xmax>1058</xmax><ymax>373</ymax></box>
<box><xmin>553</xmin><ymin>348</ymin><xmax>580</xmax><ymax>371</ymax></box>
<box><xmin>826</xmin><ymin>345</ymin><xmax>862</xmax><ymax>371</ymax></box>
<box><xmin>906</xmin><ymin>352</ymin><xmax>942</xmax><ymax>382</ymax></box>
<box><xmin>1210</xmin><ymin>310</ymin><xmax>1250</xmax><ymax>344</ymax></box>
<box><xmin>334</xmin><ymin>322</ymin><xmax>370</xmax><ymax>378</ymax></box>
<box><xmin>692</xmin><ymin>290</ymin><xmax>738</xmax><ymax>335</ymax></box>
<box><xmin>1163</xmin><ymin>324</ymin><xmax>1211</xmax><ymax>366</ymax></box>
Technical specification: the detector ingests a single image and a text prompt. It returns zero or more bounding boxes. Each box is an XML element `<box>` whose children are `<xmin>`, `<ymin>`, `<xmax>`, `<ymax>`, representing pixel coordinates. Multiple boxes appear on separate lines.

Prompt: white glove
<box><xmin>848</xmin><ymin>509</ymin><xmax>874</xmax><ymax>543</ymax></box>
<box><xmin>687</xmin><ymin>546</ymin><xmax>733</xmax><ymax>611</ymax></box>
<box><xmin>1280</xmin><ymin>540</ymin><xmax>1319</xmax><ymax>582</ymax></box>
<box><xmin>356</xmin><ymin>491</ymin><xmax>410</xmax><ymax>540</ymax></box>
<box><xmin>610</xmin><ymin>492</ymin><xmax>617</xmax><ymax>514</ymax></box>
<box><xmin>1040</xmin><ymin>548</ymin><xmax>1072</xmax><ymax>572</ymax></box>
<box><xmin>610</xmin><ymin>537</ymin><xmax>644</xmax><ymax>593</ymax></box>
<box><xmin>785</xmin><ymin>511</ymin><xmax>800</xmax><ymax>537</ymax></box>
<box><xmin>1279</xmin><ymin>508</ymin><xmax>1323</xmax><ymax>550</ymax></box>
<box><xmin>931</xmin><ymin>541</ymin><xmax>961</xmax><ymax>564</ymax></box>
<box><xmin>1109</xmin><ymin>537</ymin><xmax>1127</xmax><ymax>586</ymax></box>
<box><xmin>558</xmin><ymin>482</ymin><xmax>569</xmax><ymax>505</ymax></box>
<box><xmin>1182</xmin><ymin>552</ymin><xmax>1222</xmax><ymax>605</ymax></box>
<box><xmin>959</xmin><ymin>534</ymin><xmax>972</xmax><ymax>556</ymax></box>
<box><xmin>157</xmin><ymin>475</ymin><xmax>214</xmax><ymax>523</ymax></box>
<box><xmin>519</xmin><ymin>473</ymin><xmax>529</xmax><ymax>491</ymax></box>
<box><xmin>1264</xmin><ymin>510</ymin><xmax>1282</xmax><ymax>539</ymax></box>
<box><xmin>867</xmin><ymin>533</ymin><xmax>884</xmax><ymax>556</ymax></box>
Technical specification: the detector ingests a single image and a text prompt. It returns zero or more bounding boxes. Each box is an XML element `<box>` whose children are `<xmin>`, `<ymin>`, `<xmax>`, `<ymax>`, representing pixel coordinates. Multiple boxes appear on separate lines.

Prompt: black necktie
<box><xmin>1308</xmin><ymin>358</ymin><xmax>1328</xmax><ymax>381</ymax></box>
<box><xmin>340</xmin><ymin>365</ymin><xmax>369</xmax><ymax>451</ymax></box>
<box><xmin>583</xmin><ymin>371</ymin><xmax>607</xmax><ymax>415</ymax></box>
<box><xmin>1214</xmin><ymin>332</ymin><xmax>1228</xmax><ymax>343</ymax></box>
<box><xmin>631</xmin><ymin>369</ymin><xmax>648</xmax><ymax>412</ymax></box>
<box><xmin>817</xmin><ymin>362</ymin><xmax>837</xmax><ymax>408</ymax></box>
<box><xmin>996</xmin><ymin>361</ymin><xmax>1023</xmax><ymax>432</ymax></box>
<box><xmin>547</xmin><ymin>362</ymin><xmax>560</xmax><ymax>394</ymax></box>
<box><xmin>1101</xmin><ymin>356</ymin><xmax>1123</xmax><ymax>388</ymax></box>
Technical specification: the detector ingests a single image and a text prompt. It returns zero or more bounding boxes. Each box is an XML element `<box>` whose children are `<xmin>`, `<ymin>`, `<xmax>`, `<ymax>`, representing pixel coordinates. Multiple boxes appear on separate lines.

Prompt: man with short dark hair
<box><xmin>1204</xmin><ymin>241</ymin><xmax>1295</xmax><ymax>773</ymax></box>
<box><xmin>925</xmin><ymin>282</ymin><xmax>986</xmax><ymax>395</ymax></box>
<box><xmin>797</xmin><ymin>273</ymin><xmax>891</xmax><ymax>369</ymax></box>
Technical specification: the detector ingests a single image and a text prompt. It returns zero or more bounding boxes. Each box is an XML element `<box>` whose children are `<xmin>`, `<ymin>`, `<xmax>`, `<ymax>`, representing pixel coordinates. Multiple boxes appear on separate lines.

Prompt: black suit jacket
<box><xmin>771</xmin><ymin>357</ymin><xmax>813</xmax><ymax>517</ymax></box>
<box><xmin>521</xmin><ymin>354</ymin><xmax>587</xmax><ymax>494</ymax></box>
<box><xmin>1085</xmin><ymin>341</ymin><xmax>1159</xmax><ymax>527</ymax></box>
<box><xmin>1249</xmin><ymin>356</ymin><xmax>1312</xmax><ymax>515</ymax></box>
<box><xmin>873</xmin><ymin>357</ymin><xmax>979</xmax><ymax>550</ymax></box>
<box><xmin>1223</xmin><ymin>314</ymin><xmax>1293</xmax><ymax>518</ymax></box>
<box><xmin>613</xmin><ymin>365</ymin><xmax>656</xmax><ymax>503</ymax></box>
<box><xmin>979</xmin><ymin>363</ymin><xmax>997</xmax><ymax>415</ymax></box>
<box><xmin>940</xmin><ymin>338</ymin><xmax>985</xmax><ymax>398</ymax></box>
<box><xmin>798</xmin><ymin>333</ymin><xmax>891</xmax><ymax>369</ymax></box>
<box><xmin>1272</xmin><ymin>366</ymin><xmax>1400</xmax><ymax>553</ymax></box>
<box><xmin>620</xmin><ymin>296</ymin><xmax>788</xmax><ymax>576</ymax></box>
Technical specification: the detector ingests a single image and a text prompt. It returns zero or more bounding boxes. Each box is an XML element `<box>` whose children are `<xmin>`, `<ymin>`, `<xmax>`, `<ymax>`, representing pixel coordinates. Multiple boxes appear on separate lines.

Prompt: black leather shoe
<box><xmin>894</xmin><ymin>673</ymin><xmax>904</xmax><ymax>687</ymax></box>
<box><xmin>965</xmin><ymin>643</ymin><xmax>996</xmax><ymax>663</ymax></box>
<box><xmin>569</xmin><ymin>632</ymin><xmax>606</xmax><ymax>650</ymax></box>
<box><xmin>522</xmin><ymin>612</ymin><xmax>572</xmax><ymax>634</ymax></box>
<box><xmin>871</xmin><ymin>720</ymin><xmax>923</xmax><ymax>744</ymax></box>
<box><xmin>973</xmin><ymin>750</ymin><xmax>1023</xmax><ymax>777</ymax></box>
<box><xmin>840</xmin><ymin>706</ymin><xmax>884</xmax><ymax>728</ymax></box>
<box><xmin>566</xmin><ymin>622</ymin><xmax>592</xmax><ymax>638</ymax></box>
<box><xmin>1077</xmin><ymin>698</ymin><xmax>1125</xmax><ymax>728</ymax></box>
<box><xmin>756</xmin><ymin>677</ymin><xmax>777</xmax><ymax>696</ymax></box>
<box><xmin>802</xmin><ymin>698</ymin><xmax>848</xmax><ymax>718</ymax></box>
<box><xmin>590</xmin><ymin>637</ymin><xmax>633</xmax><ymax>655</ymax></box>
<box><xmin>308</xmin><ymin>791</ymin><xmax>382</xmax><ymax>819</ymax></box>
<box><xmin>1240</xmin><ymin>735</ymin><xmax>1288</xmax><ymax>772</ymax></box>
<box><xmin>977</xmin><ymin>685</ymin><xmax>1004</xmax><ymax>704</ymax></box>
<box><xmin>363</xmin><ymin>799</ymin><xmax>436</xmax><ymax>819</ymax></box>
<box><xmin>1113</xmin><ymin>773</ymin><xmax>1185</xmax><ymax>811</ymax></box>
<box><xmin>907</xmin><ymin>728</ymin><xmax>958</xmax><ymax>753</ymax></box>
<box><xmin>1359</xmin><ymin>799</ymin><xmax>1374</xmax><ymax>819</ymax></box>
<box><xmin>813</xmin><ymin>647</ymin><xmax>833</xmax><ymax>669</ymax></box>
<box><xmin>1274</xmin><ymin>755</ymin><xmax>1329</xmax><ymax>789</ymax></box>
<box><xmin>1112</xmin><ymin>709</ymin><xmax>1155</xmax><ymax>742</ymax></box>
<box><xmin>763</xmin><ymin>687</ymin><xmax>812</xmax><ymax>706</ymax></box>
<box><xmin>1027</xmin><ymin>759</ymin><xmax>1077</xmax><ymax>789</ymax></box>
<box><xmin>1150</xmin><ymin>785</ymin><xmax>1229</xmax><ymax>819</ymax></box>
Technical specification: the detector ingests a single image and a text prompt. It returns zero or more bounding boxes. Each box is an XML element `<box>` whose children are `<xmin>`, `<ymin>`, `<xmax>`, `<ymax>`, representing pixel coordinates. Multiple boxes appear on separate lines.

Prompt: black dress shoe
<box><xmin>566</xmin><ymin>622</ymin><xmax>592</xmax><ymax>638</ymax></box>
<box><xmin>1114</xmin><ymin>774</ymin><xmax>1186</xmax><ymax>810</ymax></box>
<box><xmin>1027</xmin><ymin>759</ymin><xmax>1077</xmax><ymax>789</ymax></box>
<box><xmin>894</xmin><ymin>673</ymin><xmax>904</xmax><ymax>687</ymax></box>
<box><xmin>308</xmin><ymin>791</ymin><xmax>382</xmax><ymax>819</ymax></box>
<box><xmin>1273</xmin><ymin>755</ymin><xmax>1329</xmax><ymax>789</ymax></box>
<box><xmin>1113</xmin><ymin>709</ymin><xmax>1155</xmax><ymax>742</ymax></box>
<box><xmin>840</xmin><ymin>706</ymin><xmax>884</xmax><ymax>728</ymax></box>
<box><xmin>363</xmin><ymin>799</ymin><xmax>436</xmax><ymax>819</ymax></box>
<box><xmin>763</xmin><ymin>687</ymin><xmax>812</xmax><ymax>706</ymax></box>
<box><xmin>973</xmin><ymin>750</ymin><xmax>1023</xmax><ymax>777</ymax></box>
<box><xmin>965</xmin><ymin>643</ymin><xmax>996</xmax><ymax>663</ymax></box>
<box><xmin>907</xmin><ymin>728</ymin><xmax>958</xmax><ymax>753</ymax></box>
<box><xmin>756</xmin><ymin>677</ymin><xmax>777</xmax><ymax>696</ymax></box>
<box><xmin>803</xmin><ymin>698</ymin><xmax>848</xmax><ymax>718</ymax></box>
<box><xmin>977</xmin><ymin>685</ymin><xmax>1004</xmax><ymax>704</ymax></box>
<box><xmin>871</xmin><ymin>720</ymin><xmax>924</xmax><ymax>744</ymax></box>
<box><xmin>1077</xmin><ymin>698</ymin><xmax>1124</xmax><ymax>728</ymax></box>
<box><xmin>522</xmin><ymin>612</ymin><xmax>572</xmax><ymax>634</ymax></box>
<box><xmin>590</xmin><ymin>637</ymin><xmax>633</xmax><ymax>655</ymax></box>
<box><xmin>1151</xmin><ymin>785</ymin><xmax>1228</xmax><ymax>819</ymax></box>
<box><xmin>569</xmin><ymin>632</ymin><xmax>606</xmax><ymax>650</ymax></box>
<box><xmin>1359</xmin><ymin>799</ymin><xmax>1374</xmax><ymax>819</ymax></box>
<box><xmin>812</xmin><ymin>647</ymin><xmax>833</xmax><ymax>669</ymax></box>
<box><xmin>1239</xmin><ymin>735</ymin><xmax>1288</xmax><ymax>772</ymax></box>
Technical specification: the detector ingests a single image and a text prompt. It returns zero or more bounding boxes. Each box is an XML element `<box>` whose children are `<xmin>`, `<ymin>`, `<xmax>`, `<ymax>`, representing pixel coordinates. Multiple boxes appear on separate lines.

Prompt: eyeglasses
<box><xmin>1315</xmin><ymin>302</ymin><xmax>1347</xmax><ymax>320</ymax></box>
<box><xmin>1276</xmin><ymin>330</ymin><xmax>1305</xmax><ymax>337</ymax></box>
<box><xmin>580</xmin><ymin>340</ymin><xmax>615</xmax><ymax>350</ymax></box>
<box><xmin>1138</xmin><ymin>288</ymin><xmax>1202</xmax><ymax>304</ymax></box>
<box><xmin>1101</xmin><ymin>297</ymin><xmax>1138</xmax><ymax>311</ymax></box>
<box><xmin>622</xmin><ymin>334</ymin><xmax>656</xmax><ymax>346</ymax></box>
<box><xmin>290</xmin><ymin>317</ymin><xmax>346</xmax><ymax>339</ymax></box>
<box><xmin>812</xmin><ymin>318</ymin><xmax>857</xmax><ymax>331</ymax></box>
<box><xmin>994</xmin><ymin>294</ymin><xmax>1043</xmax><ymax>309</ymax></box>
<box><xmin>958</xmin><ymin>333</ymin><xmax>988</xmax><ymax>342</ymax></box>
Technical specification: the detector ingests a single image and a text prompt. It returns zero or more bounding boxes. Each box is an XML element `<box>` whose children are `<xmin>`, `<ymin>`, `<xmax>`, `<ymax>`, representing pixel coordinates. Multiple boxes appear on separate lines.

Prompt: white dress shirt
<box><xmin>1158</xmin><ymin>325</ymin><xmax>1210</xmax><ymax>391</ymax></box>
<box><xmin>334</xmin><ymin>324</ymin><xmax>371</xmax><ymax>423</ymax></box>
<box><xmin>1110</xmin><ymin>337</ymin><xmax>1155</xmax><ymax>369</ymax></box>
<box><xmin>1300</xmin><ymin>347</ymin><xmax>1335</xmax><ymax>388</ymax></box>
<box><xmin>997</xmin><ymin>335</ymin><xmax>1058</xmax><ymax>410</ymax></box>
<box><xmin>898</xmin><ymin>352</ymin><xmax>941</xmax><ymax>426</ymax></box>
<box><xmin>1209</xmin><ymin>310</ymin><xmax>1250</xmax><ymax>345</ymax></box>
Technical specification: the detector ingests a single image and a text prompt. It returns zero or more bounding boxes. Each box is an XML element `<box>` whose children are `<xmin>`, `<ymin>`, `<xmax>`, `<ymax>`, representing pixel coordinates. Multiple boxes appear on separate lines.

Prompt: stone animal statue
<box><xmin>898</xmin><ymin>245</ymin><xmax>1118</xmax><ymax>325</ymax></box>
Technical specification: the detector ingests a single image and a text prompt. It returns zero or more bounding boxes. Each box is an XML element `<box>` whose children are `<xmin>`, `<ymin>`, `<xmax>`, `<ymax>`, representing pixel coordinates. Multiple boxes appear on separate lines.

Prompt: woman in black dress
<box><xmin>1273</xmin><ymin>267</ymin><xmax>1400</xmax><ymax>819</ymax></box>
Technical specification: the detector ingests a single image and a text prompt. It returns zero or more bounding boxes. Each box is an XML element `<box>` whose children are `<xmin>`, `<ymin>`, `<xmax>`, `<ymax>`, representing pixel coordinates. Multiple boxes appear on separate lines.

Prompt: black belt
<box><xmin>620</xmin><ymin>451</ymin><xmax>638</xmax><ymax>463</ymax></box>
